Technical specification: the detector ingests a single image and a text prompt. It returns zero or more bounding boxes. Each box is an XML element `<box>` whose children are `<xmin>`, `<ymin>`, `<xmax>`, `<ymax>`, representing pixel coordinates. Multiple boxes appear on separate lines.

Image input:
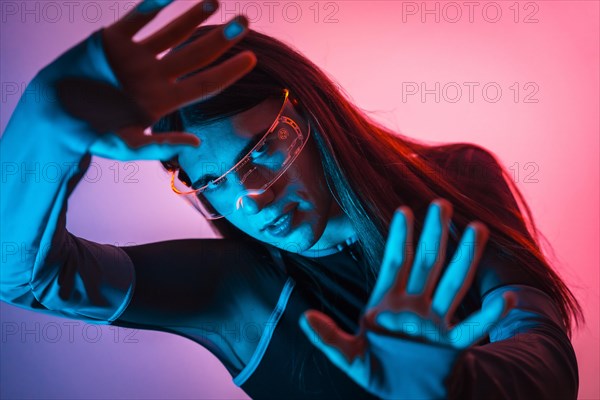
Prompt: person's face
<box><xmin>177</xmin><ymin>95</ymin><xmax>333</xmax><ymax>253</ymax></box>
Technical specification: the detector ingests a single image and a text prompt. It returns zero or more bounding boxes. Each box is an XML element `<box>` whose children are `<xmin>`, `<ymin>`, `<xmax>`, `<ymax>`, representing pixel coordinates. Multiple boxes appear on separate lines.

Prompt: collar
<box><xmin>298</xmin><ymin>233</ymin><xmax>359</xmax><ymax>258</ymax></box>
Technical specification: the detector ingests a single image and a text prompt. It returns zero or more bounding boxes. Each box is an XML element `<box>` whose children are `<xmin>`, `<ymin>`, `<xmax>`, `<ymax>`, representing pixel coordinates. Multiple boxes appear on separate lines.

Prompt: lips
<box><xmin>261</xmin><ymin>203</ymin><xmax>298</xmax><ymax>231</ymax></box>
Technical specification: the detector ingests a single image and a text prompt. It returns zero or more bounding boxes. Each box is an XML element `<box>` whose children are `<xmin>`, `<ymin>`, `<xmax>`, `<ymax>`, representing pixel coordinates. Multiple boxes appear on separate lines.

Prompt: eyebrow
<box><xmin>191</xmin><ymin>127</ymin><xmax>270</xmax><ymax>189</ymax></box>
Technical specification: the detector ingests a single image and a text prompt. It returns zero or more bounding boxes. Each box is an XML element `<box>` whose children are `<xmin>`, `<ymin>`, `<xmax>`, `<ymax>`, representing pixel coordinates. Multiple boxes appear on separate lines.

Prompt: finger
<box><xmin>160</xmin><ymin>16</ymin><xmax>249</xmax><ymax>79</ymax></box>
<box><xmin>90</xmin><ymin>130</ymin><xmax>200</xmax><ymax>161</ymax></box>
<box><xmin>420</xmin><ymin>199</ymin><xmax>453</xmax><ymax>299</ymax></box>
<box><xmin>447</xmin><ymin>290</ymin><xmax>517</xmax><ymax>349</ymax></box>
<box><xmin>171</xmin><ymin>50</ymin><xmax>257</xmax><ymax>109</ymax></box>
<box><xmin>375</xmin><ymin>309</ymin><xmax>422</xmax><ymax>336</ymax></box>
<box><xmin>299</xmin><ymin>310</ymin><xmax>366</xmax><ymax>370</ymax></box>
<box><xmin>134</xmin><ymin>142</ymin><xmax>201</xmax><ymax>161</ymax></box>
<box><xmin>406</xmin><ymin>199</ymin><xmax>452</xmax><ymax>295</ymax></box>
<box><xmin>110</xmin><ymin>0</ymin><xmax>177</xmax><ymax>38</ymax></box>
<box><xmin>139</xmin><ymin>0</ymin><xmax>219</xmax><ymax>54</ymax></box>
<box><xmin>432</xmin><ymin>222</ymin><xmax>489</xmax><ymax>322</ymax></box>
<box><xmin>366</xmin><ymin>207</ymin><xmax>414</xmax><ymax>309</ymax></box>
<box><xmin>118</xmin><ymin>127</ymin><xmax>201</xmax><ymax>148</ymax></box>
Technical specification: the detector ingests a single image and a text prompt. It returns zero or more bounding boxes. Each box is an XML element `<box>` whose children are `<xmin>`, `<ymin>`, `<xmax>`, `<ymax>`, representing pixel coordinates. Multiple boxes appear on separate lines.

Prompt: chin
<box><xmin>270</xmin><ymin>225</ymin><xmax>313</xmax><ymax>253</ymax></box>
<box><xmin>294</xmin><ymin>214</ymin><xmax>328</xmax><ymax>253</ymax></box>
<box><xmin>261</xmin><ymin>220</ymin><xmax>318</xmax><ymax>254</ymax></box>
<box><xmin>255</xmin><ymin>201</ymin><xmax>329</xmax><ymax>253</ymax></box>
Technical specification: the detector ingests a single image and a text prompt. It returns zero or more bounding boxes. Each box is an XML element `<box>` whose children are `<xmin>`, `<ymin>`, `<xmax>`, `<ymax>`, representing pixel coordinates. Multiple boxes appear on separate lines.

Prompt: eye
<box><xmin>207</xmin><ymin>175</ymin><xmax>227</xmax><ymax>189</ymax></box>
<box><xmin>197</xmin><ymin>175</ymin><xmax>226</xmax><ymax>193</ymax></box>
<box><xmin>251</xmin><ymin>140</ymin><xmax>271</xmax><ymax>159</ymax></box>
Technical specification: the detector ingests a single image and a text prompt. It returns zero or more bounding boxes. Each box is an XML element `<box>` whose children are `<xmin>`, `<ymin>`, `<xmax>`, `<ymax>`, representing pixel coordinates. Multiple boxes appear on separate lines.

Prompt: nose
<box><xmin>236</xmin><ymin>188</ymin><xmax>275</xmax><ymax>215</ymax></box>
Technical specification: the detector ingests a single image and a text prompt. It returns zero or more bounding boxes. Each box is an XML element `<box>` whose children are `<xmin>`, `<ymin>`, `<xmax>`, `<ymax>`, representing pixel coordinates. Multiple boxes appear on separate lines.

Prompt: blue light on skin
<box><xmin>406</xmin><ymin>202</ymin><xmax>445</xmax><ymax>295</ymax></box>
<box><xmin>176</xmin><ymin>97</ymin><xmax>357</xmax><ymax>255</ymax></box>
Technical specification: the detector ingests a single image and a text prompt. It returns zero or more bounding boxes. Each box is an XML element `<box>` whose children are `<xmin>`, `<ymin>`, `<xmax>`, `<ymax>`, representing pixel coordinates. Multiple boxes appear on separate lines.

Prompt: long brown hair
<box><xmin>152</xmin><ymin>26</ymin><xmax>584</xmax><ymax>337</ymax></box>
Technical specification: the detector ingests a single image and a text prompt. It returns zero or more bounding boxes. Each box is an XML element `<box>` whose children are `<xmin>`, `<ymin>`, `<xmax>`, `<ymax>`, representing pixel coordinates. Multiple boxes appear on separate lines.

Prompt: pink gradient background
<box><xmin>1</xmin><ymin>1</ymin><xmax>598</xmax><ymax>399</ymax></box>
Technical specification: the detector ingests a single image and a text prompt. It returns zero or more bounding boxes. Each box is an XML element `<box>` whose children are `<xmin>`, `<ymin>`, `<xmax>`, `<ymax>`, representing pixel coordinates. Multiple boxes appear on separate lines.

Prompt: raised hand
<box><xmin>299</xmin><ymin>199</ymin><xmax>517</xmax><ymax>399</ymax></box>
<box><xmin>56</xmin><ymin>0</ymin><xmax>256</xmax><ymax>161</ymax></box>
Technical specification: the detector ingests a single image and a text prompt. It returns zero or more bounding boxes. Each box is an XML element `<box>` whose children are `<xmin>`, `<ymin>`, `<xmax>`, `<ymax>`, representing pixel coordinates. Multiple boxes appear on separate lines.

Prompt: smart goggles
<box><xmin>170</xmin><ymin>89</ymin><xmax>311</xmax><ymax>219</ymax></box>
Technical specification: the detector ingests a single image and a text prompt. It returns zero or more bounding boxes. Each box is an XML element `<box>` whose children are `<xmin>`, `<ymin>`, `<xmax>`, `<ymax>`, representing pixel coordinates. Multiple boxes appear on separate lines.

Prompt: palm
<box><xmin>300</xmin><ymin>199</ymin><xmax>517</xmax><ymax>399</ymax></box>
<box><xmin>101</xmin><ymin>1</ymin><xmax>254</xmax><ymax>124</ymax></box>
<box><xmin>54</xmin><ymin>0</ymin><xmax>256</xmax><ymax>159</ymax></box>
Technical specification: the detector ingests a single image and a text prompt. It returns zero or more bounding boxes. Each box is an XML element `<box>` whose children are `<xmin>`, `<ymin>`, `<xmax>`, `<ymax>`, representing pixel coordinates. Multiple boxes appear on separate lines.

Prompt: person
<box><xmin>0</xmin><ymin>0</ymin><xmax>583</xmax><ymax>398</ymax></box>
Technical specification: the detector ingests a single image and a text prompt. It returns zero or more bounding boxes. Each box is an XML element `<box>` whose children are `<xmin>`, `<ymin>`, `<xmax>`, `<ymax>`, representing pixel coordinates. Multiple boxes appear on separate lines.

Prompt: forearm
<box><xmin>446</xmin><ymin>285</ymin><xmax>579</xmax><ymax>400</ymax></box>
<box><xmin>0</xmin><ymin>29</ymin><xmax>135</xmax><ymax>323</ymax></box>
<box><xmin>1</xmin><ymin>102</ymin><xmax>94</xmax><ymax>302</ymax></box>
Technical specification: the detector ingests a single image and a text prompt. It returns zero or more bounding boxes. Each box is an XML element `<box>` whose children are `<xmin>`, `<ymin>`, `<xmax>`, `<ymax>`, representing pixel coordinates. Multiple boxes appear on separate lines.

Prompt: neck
<box><xmin>300</xmin><ymin>199</ymin><xmax>357</xmax><ymax>257</ymax></box>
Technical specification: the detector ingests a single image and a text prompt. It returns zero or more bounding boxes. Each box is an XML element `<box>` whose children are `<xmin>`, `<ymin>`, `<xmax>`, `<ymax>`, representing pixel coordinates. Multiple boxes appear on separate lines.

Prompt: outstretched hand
<box><xmin>56</xmin><ymin>0</ymin><xmax>256</xmax><ymax>161</ymax></box>
<box><xmin>299</xmin><ymin>199</ymin><xmax>517</xmax><ymax>399</ymax></box>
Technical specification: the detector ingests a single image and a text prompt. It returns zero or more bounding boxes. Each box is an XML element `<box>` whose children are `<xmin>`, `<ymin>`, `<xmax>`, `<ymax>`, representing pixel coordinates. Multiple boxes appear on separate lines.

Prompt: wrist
<box><xmin>445</xmin><ymin>348</ymin><xmax>474</xmax><ymax>400</ymax></box>
<box><xmin>22</xmin><ymin>28</ymin><xmax>122</xmax><ymax>155</ymax></box>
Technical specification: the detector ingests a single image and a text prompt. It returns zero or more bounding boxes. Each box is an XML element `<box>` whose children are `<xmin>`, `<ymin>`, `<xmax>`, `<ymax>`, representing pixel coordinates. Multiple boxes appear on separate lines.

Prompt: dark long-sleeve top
<box><xmin>0</xmin><ymin>30</ymin><xmax>578</xmax><ymax>400</ymax></box>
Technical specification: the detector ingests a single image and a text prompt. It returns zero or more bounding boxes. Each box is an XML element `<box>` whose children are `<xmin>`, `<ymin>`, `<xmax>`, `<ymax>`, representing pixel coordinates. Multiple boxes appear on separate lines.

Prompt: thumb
<box><xmin>89</xmin><ymin>129</ymin><xmax>200</xmax><ymax>161</ymax></box>
<box><xmin>118</xmin><ymin>127</ymin><xmax>201</xmax><ymax>149</ymax></box>
<box><xmin>299</xmin><ymin>310</ymin><xmax>366</xmax><ymax>369</ymax></box>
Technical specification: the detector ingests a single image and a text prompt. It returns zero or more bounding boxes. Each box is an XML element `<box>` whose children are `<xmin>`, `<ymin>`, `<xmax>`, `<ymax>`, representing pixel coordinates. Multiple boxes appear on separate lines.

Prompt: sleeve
<box><xmin>0</xmin><ymin>28</ymin><xmax>292</xmax><ymax>378</ymax></box>
<box><xmin>110</xmin><ymin>238</ymin><xmax>292</xmax><ymax>376</ymax></box>
<box><xmin>113</xmin><ymin>237</ymin><xmax>283</xmax><ymax>327</ymax></box>
<box><xmin>446</xmin><ymin>284</ymin><xmax>579</xmax><ymax>400</ymax></box>
<box><xmin>0</xmin><ymin>29</ymin><xmax>135</xmax><ymax>324</ymax></box>
<box><xmin>443</xmin><ymin>146</ymin><xmax>579</xmax><ymax>399</ymax></box>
